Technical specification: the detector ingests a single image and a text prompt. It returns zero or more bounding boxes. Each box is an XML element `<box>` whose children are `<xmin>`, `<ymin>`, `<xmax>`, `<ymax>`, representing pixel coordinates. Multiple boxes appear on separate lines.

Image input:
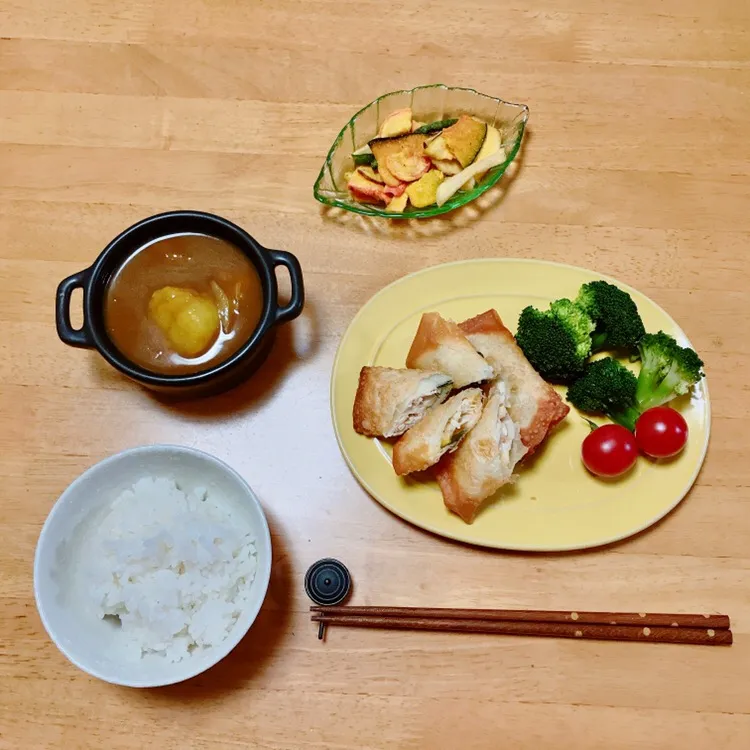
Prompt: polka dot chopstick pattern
<box><xmin>310</xmin><ymin>606</ymin><xmax>732</xmax><ymax>646</ymax></box>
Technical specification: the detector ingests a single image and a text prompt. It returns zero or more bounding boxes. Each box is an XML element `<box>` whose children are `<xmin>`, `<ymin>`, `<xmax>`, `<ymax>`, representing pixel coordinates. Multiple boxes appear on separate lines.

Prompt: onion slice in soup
<box><xmin>211</xmin><ymin>280</ymin><xmax>233</xmax><ymax>334</ymax></box>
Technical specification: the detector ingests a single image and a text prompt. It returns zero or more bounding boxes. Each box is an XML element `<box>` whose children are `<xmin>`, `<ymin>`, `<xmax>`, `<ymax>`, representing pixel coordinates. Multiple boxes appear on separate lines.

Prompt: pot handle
<box><xmin>269</xmin><ymin>250</ymin><xmax>305</xmax><ymax>325</ymax></box>
<box><xmin>56</xmin><ymin>268</ymin><xmax>94</xmax><ymax>348</ymax></box>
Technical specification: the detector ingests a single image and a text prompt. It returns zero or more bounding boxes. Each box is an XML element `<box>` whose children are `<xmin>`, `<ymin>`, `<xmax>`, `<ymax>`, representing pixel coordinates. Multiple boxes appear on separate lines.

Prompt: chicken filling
<box><xmin>440</xmin><ymin>395</ymin><xmax>481</xmax><ymax>449</ymax></box>
<box><xmin>491</xmin><ymin>381</ymin><xmax>526</xmax><ymax>468</ymax></box>
<box><xmin>391</xmin><ymin>375</ymin><xmax>453</xmax><ymax>436</ymax></box>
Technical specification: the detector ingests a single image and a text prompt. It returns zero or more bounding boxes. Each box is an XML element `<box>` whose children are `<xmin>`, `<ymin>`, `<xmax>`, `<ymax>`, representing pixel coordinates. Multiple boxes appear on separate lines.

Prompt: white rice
<box><xmin>88</xmin><ymin>477</ymin><xmax>257</xmax><ymax>663</ymax></box>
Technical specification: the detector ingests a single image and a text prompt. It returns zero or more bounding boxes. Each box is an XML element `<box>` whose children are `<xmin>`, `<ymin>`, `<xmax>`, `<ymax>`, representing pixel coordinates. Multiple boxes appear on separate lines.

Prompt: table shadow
<box><xmin>86</xmin><ymin>299</ymin><xmax>320</xmax><ymax>418</ymax></box>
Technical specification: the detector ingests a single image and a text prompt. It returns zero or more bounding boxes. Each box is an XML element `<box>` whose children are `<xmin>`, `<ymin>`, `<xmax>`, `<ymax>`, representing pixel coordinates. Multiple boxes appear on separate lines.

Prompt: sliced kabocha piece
<box><xmin>379</xmin><ymin>107</ymin><xmax>413</xmax><ymax>138</ymax></box>
<box><xmin>441</xmin><ymin>115</ymin><xmax>488</xmax><ymax>168</ymax></box>
<box><xmin>425</xmin><ymin>135</ymin><xmax>463</xmax><ymax>176</ymax></box>
<box><xmin>424</xmin><ymin>133</ymin><xmax>455</xmax><ymax>161</ymax></box>
<box><xmin>406</xmin><ymin>169</ymin><xmax>445</xmax><ymax>208</ymax></box>
<box><xmin>368</xmin><ymin>141</ymin><xmax>404</xmax><ymax>186</ymax></box>
<box><xmin>369</xmin><ymin>133</ymin><xmax>429</xmax><ymax>186</ymax></box>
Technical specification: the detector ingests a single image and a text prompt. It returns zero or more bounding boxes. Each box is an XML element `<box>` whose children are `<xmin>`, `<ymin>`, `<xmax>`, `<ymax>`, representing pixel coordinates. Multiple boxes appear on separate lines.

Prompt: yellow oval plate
<box><xmin>331</xmin><ymin>259</ymin><xmax>710</xmax><ymax>551</ymax></box>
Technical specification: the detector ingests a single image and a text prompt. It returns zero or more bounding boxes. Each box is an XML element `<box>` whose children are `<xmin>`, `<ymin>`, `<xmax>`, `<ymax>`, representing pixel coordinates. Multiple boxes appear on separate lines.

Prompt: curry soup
<box><xmin>105</xmin><ymin>233</ymin><xmax>264</xmax><ymax>375</ymax></box>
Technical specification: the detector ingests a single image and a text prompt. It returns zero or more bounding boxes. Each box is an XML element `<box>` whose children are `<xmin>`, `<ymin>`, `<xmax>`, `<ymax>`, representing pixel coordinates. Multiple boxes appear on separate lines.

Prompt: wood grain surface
<box><xmin>2</xmin><ymin>1</ymin><xmax>749</xmax><ymax>748</ymax></box>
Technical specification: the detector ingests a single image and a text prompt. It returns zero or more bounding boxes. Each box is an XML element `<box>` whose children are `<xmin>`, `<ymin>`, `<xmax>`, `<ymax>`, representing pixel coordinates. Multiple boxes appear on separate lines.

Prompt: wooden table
<box><xmin>2</xmin><ymin>1</ymin><xmax>749</xmax><ymax>747</ymax></box>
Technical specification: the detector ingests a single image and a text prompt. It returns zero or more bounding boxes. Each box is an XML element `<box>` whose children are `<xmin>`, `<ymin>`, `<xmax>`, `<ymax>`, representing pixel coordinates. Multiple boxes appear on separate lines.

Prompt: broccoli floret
<box><xmin>566</xmin><ymin>357</ymin><xmax>641</xmax><ymax>431</ymax></box>
<box><xmin>635</xmin><ymin>331</ymin><xmax>705</xmax><ymax>410</ymax></box>
<box><xmin>515</xmin><ymin>299</ymin><xmax>595</xmax><ymax>382</ymax></box>
<box><xmin>576</xmin><ymin>280</ymin><xmax>645</xmax><ymax>353</ymax></box>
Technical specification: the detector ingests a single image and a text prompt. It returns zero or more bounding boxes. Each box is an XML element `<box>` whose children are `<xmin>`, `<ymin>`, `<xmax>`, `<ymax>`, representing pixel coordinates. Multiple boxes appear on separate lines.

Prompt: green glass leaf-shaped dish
<box><xmin>313</xmin><ymin>84</ymin><xmax>529</xmax><ymax>219</ymax></box>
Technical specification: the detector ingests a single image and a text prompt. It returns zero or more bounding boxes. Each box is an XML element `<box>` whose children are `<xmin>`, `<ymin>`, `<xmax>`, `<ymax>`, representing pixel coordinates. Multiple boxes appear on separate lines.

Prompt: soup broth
<box><xmin>105</xmin><ymin>233</ymin><xmax>264</xmax><ymax>375</ymax></box>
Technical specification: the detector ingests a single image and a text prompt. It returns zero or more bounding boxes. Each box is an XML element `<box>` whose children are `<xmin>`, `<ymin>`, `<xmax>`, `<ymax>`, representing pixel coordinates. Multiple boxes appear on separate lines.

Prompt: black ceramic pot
<box><xmin>55</xmin><ymin>210</ymin><xmax>304</xmax><ymax>397</ymax></box>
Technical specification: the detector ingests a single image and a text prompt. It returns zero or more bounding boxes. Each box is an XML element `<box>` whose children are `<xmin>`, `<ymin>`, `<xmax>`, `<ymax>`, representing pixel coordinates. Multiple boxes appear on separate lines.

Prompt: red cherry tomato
<box><xmin>635</xmin><ymin>407</ymin><xmax>688</xmax><ymax>458</ymax></box>
<box><xmin>582</xmin><ymin>424</ymin><xmax>638</xmax><ymax>478</ymax></box>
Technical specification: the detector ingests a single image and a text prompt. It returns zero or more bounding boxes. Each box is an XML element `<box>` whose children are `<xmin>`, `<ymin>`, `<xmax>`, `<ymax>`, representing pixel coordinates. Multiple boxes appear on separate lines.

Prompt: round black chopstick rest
<box><xmin>305</xmin><ymin>558</ymin><xmax>351</xmax><ymax>605</ymax></box>
<box><xmin>304</xmin><ymin>558</ymin><xmax>352</xmax><ymax>639</ymax></box>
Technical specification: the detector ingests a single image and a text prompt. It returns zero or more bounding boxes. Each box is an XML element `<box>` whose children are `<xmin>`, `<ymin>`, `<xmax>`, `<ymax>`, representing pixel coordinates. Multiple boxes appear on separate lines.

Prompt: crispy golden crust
<box><xmin>405</xmin><ymin>312</ymin><xmax>494</xmax><ymax>389</ymax></box>
<box><xmin>519</xmin><ymin>390</ymin><xmax>569</xmax><ymax>452</ymax></box>
<box><xmin>352</xmin><ymin>366</ymin><xmax>450</xmax><ymax>438</ymax></box>
<box><xmin>434</xmin><ymin>393</ymin><xmax>514</xmax><ymax>524</ymax></box>
<box><xmin>435</xmin><ymin>456</ymin><xmax>472</xmax><ymax>523</ymax></box>
<box><xmin>459</xmin><ymin>309</ymin><xmax>514</xmax><ymax>339</ymax></box>
<box><xmin>436</xmin><ymin>453</ymin><xmax>508</xmax><ymax>525</ymax></box>
<box><xmin>435</xmin><ymin>381</ymin><xmax>528</xmax><ymax>524</ymax></box>
<box><xmin>459</xmin><ymin>310</ymin><xmax>569</xmax><ymax>455</ymax></box>
<box><xmin>352</xmin><ymin>367</ymin><xmax>386</xmax><ymax>437</ymax></box>
<box><xmin>391</xmin><ymin>388</ymin><xmax>483</xmax><ymax>476</ymax></box>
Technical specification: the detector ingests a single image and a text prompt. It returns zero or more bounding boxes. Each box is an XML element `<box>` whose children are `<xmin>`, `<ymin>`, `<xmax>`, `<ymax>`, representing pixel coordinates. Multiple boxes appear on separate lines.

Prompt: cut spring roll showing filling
<box><xmin>459</xmin><ymin>309</ymin><xmax>569</xmax><ymax>455</ymax></box>
<box><xmin>353</xmin><ymin>366</ymin><xmax>454</xmax><ymax>438</ymax></box>
<box><xmin>406</xmin><ymin>312</ymin><xmax>495</xmax><ymax>389</ymax></box>
<box><xmin>436</xmin><ymin>379</ymin><xmax>527</xmax><ymax>523</ymax></box>
<box><xmin>392</xmin><ymin>388</ymin><xmax>484</xmax><ymax>476</ymax></box>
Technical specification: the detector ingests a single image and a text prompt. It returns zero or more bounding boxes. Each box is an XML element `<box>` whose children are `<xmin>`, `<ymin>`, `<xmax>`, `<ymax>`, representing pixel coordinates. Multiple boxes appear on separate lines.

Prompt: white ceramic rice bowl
<box><xmin>33</xmin><ymin>444</ymin><xmax>272</xmax><ymax>688</ymax></box>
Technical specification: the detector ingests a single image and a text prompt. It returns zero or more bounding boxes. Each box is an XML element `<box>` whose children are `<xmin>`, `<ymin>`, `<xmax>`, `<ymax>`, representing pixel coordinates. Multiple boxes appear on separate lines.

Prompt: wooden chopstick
<box><xmin>310</xmin><ymin>607</ymin><xmax>732</xmax><ymax>646</ymax></box>
<box><xmin>310</xmin><ymin>605</ymin><xmax>730</xmax><ymax>630</ymax></box>
<box><xmin>311</xmin><ymin>613</ymin><xmax>732</xmax><ymax>645</ymax></box>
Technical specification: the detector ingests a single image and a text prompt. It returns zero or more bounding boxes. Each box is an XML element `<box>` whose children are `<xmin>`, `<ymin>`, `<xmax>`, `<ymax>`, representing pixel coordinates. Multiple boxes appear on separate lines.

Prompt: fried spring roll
<box><xmin>353</xmin><ymin>367</ymin><xmax>454</xmax><ymax>438</ymax></box>
<box><xmin>436</xmin><ymin>379</ymin><xmax>527</xmax><ymax>523</ymax></box>
<box><xmin>392</xmin><ymin>388</ymin><xmax>484</xmax><ymax>476</ymax></box>
<box><xmin>406</xmin><ymin>312</ymin><xmax>494</xmax><ymax>389</ymax></box>
<box><xmin>459</xmin><ymin>310</ymin><xmax>569</xmax><ymax>455</ymax></box>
